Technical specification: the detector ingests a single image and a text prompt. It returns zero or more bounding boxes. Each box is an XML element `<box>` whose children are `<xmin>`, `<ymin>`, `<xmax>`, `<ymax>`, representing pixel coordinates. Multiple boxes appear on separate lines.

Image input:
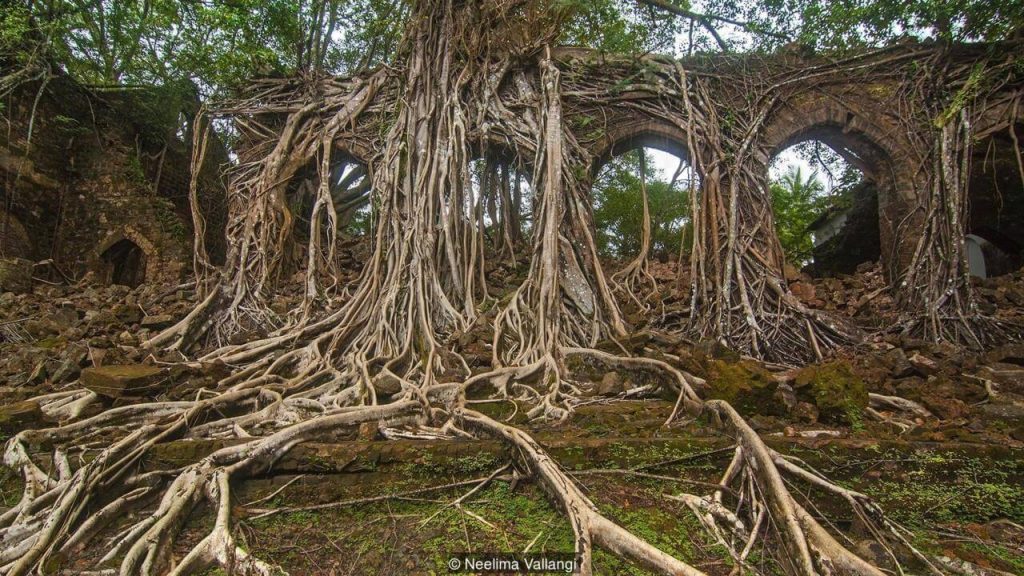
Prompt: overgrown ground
<box><xmin>1</xmin><ymin>256</ymin><xmax>1024</xmax><ymax>574</ymax></box>
<box><xmin>179</xmin><ymin>401</ymin><xmax>1023</xmax><ymax>575</ymax></box>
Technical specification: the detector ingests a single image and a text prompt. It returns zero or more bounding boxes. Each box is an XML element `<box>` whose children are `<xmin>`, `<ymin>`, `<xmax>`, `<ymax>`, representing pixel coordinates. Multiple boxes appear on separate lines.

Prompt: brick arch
<box><xmin>587</xmin><ymin>119</ymin><xmax>693</xmax><ymax>177</ymax></box>
<box><xmin>330</xmin><ymin>140</ymin><xmax>375</xmax><ymax>169</ymax></box>
<box><xmin>759</xmin><ymin>96</ymin><xmax>920</xmax><ymax>279</ymax></box>
<box><xmin>92</xmin><ymin>226</ymin><xmax>159</xmax><ymax>284</ymax></box>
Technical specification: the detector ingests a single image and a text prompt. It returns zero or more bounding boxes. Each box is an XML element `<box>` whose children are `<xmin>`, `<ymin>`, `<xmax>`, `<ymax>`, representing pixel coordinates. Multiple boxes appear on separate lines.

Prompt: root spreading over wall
<box><xmin>3</xmin><ymin>2</ymin><xmax>1023</xmax><ymax>575</ymax></box>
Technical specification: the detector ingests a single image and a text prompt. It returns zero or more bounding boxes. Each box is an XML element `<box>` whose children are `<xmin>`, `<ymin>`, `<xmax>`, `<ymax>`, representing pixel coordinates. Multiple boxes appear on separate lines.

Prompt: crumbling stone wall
<box><xmin>3</xmin><ymin>46</ymin><xmax>1021</xmax><ymax>293</ymax></box>
<box><xmin>568</xmin><ymin>55</ymin><xmax>924</xmax><ymax>284</ymax></box>
<box><xmin>0</xmin><ymin>66</ymin><xmax>227</xmax><ymax>285</ymax></box>
<box><xmin>570</xmin><ymin>49</ymin><xmax>1022</xmax><ymax>287</ymax></box>
<box><xmin>0</xmin><ymin>211</ymin><xmax>31</xmax><ymax>259</ymax></box>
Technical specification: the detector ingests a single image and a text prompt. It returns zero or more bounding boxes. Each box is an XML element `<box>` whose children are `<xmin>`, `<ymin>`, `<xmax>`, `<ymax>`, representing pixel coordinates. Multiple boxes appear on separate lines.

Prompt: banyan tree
<box><xmin>2</xmin><ymin>1</ymin><xmax>1023</xmax><ymax>575</ymax></box>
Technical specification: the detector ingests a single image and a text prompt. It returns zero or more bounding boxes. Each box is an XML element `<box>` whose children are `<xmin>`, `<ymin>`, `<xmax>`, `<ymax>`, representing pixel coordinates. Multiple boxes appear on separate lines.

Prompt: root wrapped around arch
<box><xmin>4</xmin><ymin>3</ymin><xmax>1018</xmax><ymax>575</ymax></box>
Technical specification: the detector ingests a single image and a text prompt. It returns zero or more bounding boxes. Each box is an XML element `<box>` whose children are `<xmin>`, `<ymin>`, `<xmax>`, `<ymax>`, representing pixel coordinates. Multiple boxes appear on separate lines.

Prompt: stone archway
<box><xmin>101</xmin><ymin>239</ymin><xmax>146</xmax><ymax>287</ymax></box>
<box><xmin>94</xmin><ymin>227</ymin><xmax>159</xmax><ymax>287</ymax></box>
<box><xmin>586</xmin><ymin>126</ymin><xmax>697</xmax><ymax>263</ymax></box>
<box><xmin>761</xmin><ymin>98</ymin><xmax>916</xmax><ymax>280</ymax></box>
<box><xmin>588</xmin><ymin>120</ymin><xmax>693</xmax><ymax>176</ymax></box>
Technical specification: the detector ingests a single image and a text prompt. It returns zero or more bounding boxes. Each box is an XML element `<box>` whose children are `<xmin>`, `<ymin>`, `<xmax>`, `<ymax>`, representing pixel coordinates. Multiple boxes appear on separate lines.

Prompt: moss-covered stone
<box><xmin>793</xmin><ymin>360</ymin><xmax>868</xmax><ymax>425</ymax></box>
<box><xmin>0</xmin><ymin>400</ymin><xmax>43</xmax><ymax>435</ymax></box>
<box><xmin>699</xmin><ymin>359</ymin><xmax>782</xmax><ymax>417</ymax></box>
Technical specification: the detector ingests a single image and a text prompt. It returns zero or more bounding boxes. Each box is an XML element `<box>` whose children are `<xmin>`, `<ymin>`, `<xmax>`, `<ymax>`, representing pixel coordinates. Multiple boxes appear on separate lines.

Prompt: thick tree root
<box><xmin>0</xmin><ymin>342</ymin><xmax>946</xmax><ymax>576</ymax></box>
<box><xmin>462</xmin><ymin>409</ymin><xmax>706</xmax><ymax>576</ymax></box>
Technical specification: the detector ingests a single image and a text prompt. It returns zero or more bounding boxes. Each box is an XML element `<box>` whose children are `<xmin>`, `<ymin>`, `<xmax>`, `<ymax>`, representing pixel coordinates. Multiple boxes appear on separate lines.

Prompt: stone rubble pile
<box><xmin>972</xmin><ymin>268</ymin><xmax>1024</xmax><ymax>321</ymax></box>
<box><xmin>786</xmin><ymin>261</ymin><xmax>1024</xmax><ymax>325</ymax></box>
<box><xmin>0</xmin><ymin>282</ymin><xmax>196</xmax><ymax>392</ymax></box>
<box><xmin>787</xmin><ymin>261</ymin><xmax>896</xmax><ymax>323</ymax></box>
<box><xmin>1</xmin><ymin>256</ymin><xmax>1022</xmax><ymax>445</ymax></box>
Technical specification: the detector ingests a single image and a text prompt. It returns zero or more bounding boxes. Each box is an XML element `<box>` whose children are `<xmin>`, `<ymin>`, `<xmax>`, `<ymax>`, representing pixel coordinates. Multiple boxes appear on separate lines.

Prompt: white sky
<box><xmin>646</xmin><ymin>147</ymin><xmax>820</xmax><ymax>189</ymax></box>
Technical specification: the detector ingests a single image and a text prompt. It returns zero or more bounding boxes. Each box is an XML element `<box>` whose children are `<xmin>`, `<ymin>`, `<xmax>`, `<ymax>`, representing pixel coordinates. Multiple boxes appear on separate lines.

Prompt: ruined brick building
<box><xmin>0</xmin><ymin>64</ymin><xmax>227</xmax><ymax>289</ymax></box>
<box><xmin>2</xmin><ymin>46</ymin><xmax>1022</xmax><ymax>292</ymax></box>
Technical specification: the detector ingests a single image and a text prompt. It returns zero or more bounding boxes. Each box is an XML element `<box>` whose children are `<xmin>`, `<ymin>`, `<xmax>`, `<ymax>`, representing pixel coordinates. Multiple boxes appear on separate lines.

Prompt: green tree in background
<box><xmin>8</xmin><ymin>0</ymin><xmax>1022</xmax><ymax>107</ymax></box>
<box><xmin>638</xmin><ymin>0</ymin><xmax>1024</xmax><ymax>52</ymax></box>
<box><xmin>3</xmin><ymin>0</ymin><xmax>406</xmax><ymax>96</ymax></box>
<box><xmin>770</xmin><ymin>165</ymin><xmax>828</xmax><ymax>266</ymax></box>
<box><xmin>592</xmin><ymin>149</ymin><xmax>691</xmax><ymax>260</ymax></box>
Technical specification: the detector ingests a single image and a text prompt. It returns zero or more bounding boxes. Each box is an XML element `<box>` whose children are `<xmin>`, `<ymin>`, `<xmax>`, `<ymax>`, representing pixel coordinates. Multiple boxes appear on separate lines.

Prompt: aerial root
<box><xmin>868</xmin><ymin>392</ymin><xmax>933</xmax><ymax>419</ymax></box>
<box><xmin>169</xmin><ymin>471</ymin><xmax>280</xmax><ymax>576</ymax></box>
<box><xmin>865</xmin><ymin>392</ymin><xmax>933</xmax><ymax>432</ymax></box>
<box><xmin>0</xmin><ymin>394</ymin><xmax>421</xmax><ymax>576</ymax></box>
<box><xmin>689</xmin><ymin>400</ymin><xmax>885</xmax><ymax>576</ymax></box>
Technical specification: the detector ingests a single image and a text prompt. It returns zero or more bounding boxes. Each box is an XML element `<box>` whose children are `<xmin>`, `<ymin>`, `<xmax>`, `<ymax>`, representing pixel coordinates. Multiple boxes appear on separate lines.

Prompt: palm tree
<box><xmin>771</xmin><ymin>166</ymin><xmax>827</xmax><ymax>266</ymax></box>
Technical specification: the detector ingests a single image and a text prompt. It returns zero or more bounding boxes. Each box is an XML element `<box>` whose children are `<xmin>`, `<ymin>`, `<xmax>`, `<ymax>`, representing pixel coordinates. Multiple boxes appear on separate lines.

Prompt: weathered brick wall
<box><xmin>0</xmin><ymin>211</ymin><xmax>31</xmax><ymax>259</ymax></box>
<box><xmin>0</xmin><ymin>68</ymin><xmax>227</xmax><ymax>284</ymax></box>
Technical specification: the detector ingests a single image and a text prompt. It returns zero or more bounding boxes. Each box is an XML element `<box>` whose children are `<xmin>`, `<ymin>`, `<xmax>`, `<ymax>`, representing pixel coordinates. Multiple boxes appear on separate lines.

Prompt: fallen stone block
<box><xmin>140</xmin><ymin>314</ymin><xmax>175</xmax><ymax>329</ymax></box>
<box><xmin>81</xmin><ymin>364</ymin><xmax>168</xmax><ymax>398</ymax></box>
<box><xmin>0</xmin><ymin>400</ymin><xmax>43</xmax><ymax>434</ymax></box>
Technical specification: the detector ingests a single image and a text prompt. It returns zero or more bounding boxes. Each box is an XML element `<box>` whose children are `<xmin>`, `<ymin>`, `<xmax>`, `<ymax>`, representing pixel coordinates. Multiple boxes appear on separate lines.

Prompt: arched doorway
<box><xmin>764</xmin><ymin>114</ymin><xmax>902</xmax><ymax>278</ymax></box>
<box><xmin>966</xmin><ymin>123</ymin><xmax>1024</xmax><ymax>277</ymax></box>
<box><xmin>284</xmin><ymin>153</ymin><xmax>376</xmax><ymax>277</ymax></box>
<box><xmin>101</xmin><ymin>239</ymin><xmax>146</xmax><ymax>287</ymax></box>
<box><xmin>590</xmin><ymin>130</ymin><xmax>697</xmax><ymax>265</ymax></box>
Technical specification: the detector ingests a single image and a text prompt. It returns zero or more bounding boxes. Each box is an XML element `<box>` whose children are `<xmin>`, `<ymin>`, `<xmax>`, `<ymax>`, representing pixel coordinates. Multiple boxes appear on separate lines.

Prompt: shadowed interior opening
<box><xmin>101</xmin><ymin>238</ymin><xmax>146</xmax><ymax>287</ymax></box>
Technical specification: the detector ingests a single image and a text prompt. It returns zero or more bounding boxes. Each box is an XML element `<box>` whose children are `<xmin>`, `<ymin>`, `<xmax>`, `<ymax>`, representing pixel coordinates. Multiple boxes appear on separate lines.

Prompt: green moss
<box><xmin>864</xmin><ymin>452</ymin><xmax>1024</xmax><ymax>525</ymax></box>
<box><xmin>0</xmin><ymin>466</ymin><xmax>24</xmax><ymax>509</ymax></box>
<box><xmin>958</xmin><ymin>541</ymin><xmax>1024</xmax><ymax>574</ymax></box>
<box><xmin>793</xmin><ymin>360</ymin><xmax>868</xmax><ymax>425</ymax></box>
<box><xmin>701</xmin><ymin>359</ymin><xmax>780</xmax><ymax>417</ymax></box>
<box><xmin>593</xmin><ymin>504</ymin><xmax>706</xmax><ymax>573</ymax></box>
<box><xmin>154</xmin><ymin>198</ymin><xmax>189</xmax><ymax>243</ymax></box>
<box><xmin>125</xmin><ymin>154</ymin><xmax>148</xmax><ymax>186</ymax></box>
<box><xmin>35</xmin><ymin>337</ymin><xmax>66</xmax><ymax>350</ymax></box>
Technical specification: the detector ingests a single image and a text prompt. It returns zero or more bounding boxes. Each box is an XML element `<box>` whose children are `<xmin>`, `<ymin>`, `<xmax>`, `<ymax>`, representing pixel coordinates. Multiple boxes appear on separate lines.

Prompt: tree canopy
<box><xmin>5</xmin><ymin>0</ymin><xmax>1023</xmax><ymax>102</ymax></box>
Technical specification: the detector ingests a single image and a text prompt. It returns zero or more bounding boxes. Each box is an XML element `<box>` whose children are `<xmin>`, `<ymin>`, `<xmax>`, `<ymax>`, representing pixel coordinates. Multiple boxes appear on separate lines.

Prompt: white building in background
<box><xmin>809</xmin><ymin>210</ymin><xmax>848</xmax><ymax>248</ymax></box>
<box><xmin>965</xmin><ymin>234</ymin><xmax>988</xmax><ymax>279</ymax></box>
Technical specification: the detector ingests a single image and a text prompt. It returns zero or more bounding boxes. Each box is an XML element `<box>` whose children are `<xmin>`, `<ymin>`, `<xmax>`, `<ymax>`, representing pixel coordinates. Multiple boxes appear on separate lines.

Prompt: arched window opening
<box><xmin>101</xmin><ymin>239</ymin><xmax>146</xmax><ymax>287</ymax></box>
<box><xmin>769</xmin><ymin>139</ymin><xmax>875</xmax><ymax>277</ymax></box>
<box><xmin>331</xmin><ymin>160</ymin><xmax>374</xmax><ymax>238</ymax></box>
<box><xmin>289</xmin><ymin>155</ymin><xmax>374</xmax><ymax>241</ymax></box>
<box><xmin>285</xmin><ymin>154</ymin><xmax>374</xmax><ymax>276</ymax></box>
<box><xmin>966</xmin><ymin>124</ymin><xmax>1024</xmax><ymax>278</ymax></box>
<box><xmin>592</xmin><ymin>146</ymin><xmax>696</xmax><ymax>264</ymax></box>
